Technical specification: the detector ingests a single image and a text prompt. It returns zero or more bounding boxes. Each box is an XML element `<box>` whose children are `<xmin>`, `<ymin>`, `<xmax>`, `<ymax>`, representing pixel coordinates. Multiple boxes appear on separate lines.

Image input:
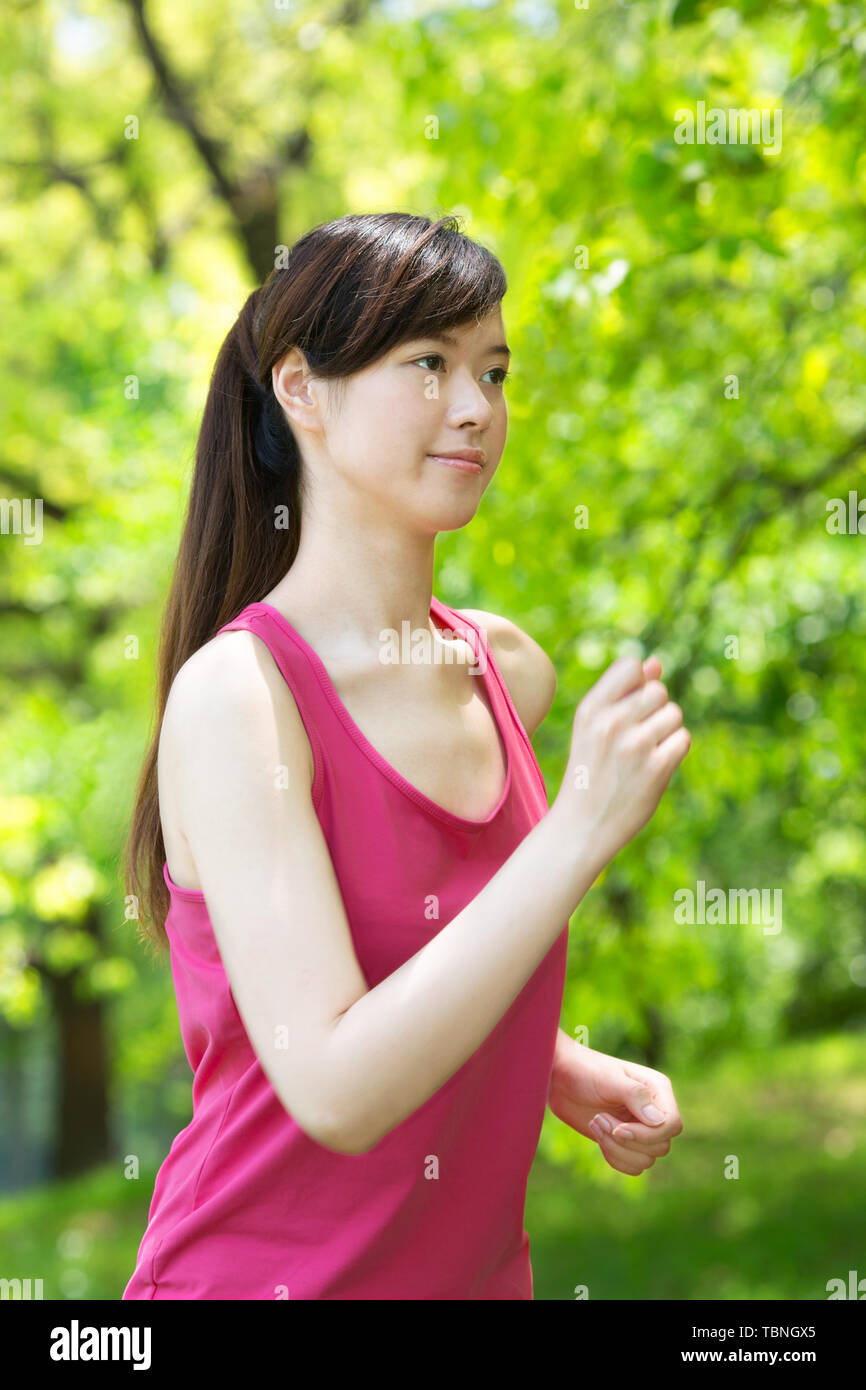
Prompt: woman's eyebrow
<box><xmin>414</xmin><ymin>332</ymin><xmax>511</xmax><ymax>359</ymax></box>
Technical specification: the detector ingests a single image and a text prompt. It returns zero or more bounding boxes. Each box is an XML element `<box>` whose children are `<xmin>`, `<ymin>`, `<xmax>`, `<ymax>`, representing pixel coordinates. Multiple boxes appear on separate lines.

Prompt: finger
<box><xmin>643</xmin><ymin>655</ymin><xmax>662</xmax><ymax>679</ymax></box>
<box><xmin>610</xmin><ymin>1125</ymin><xmax>672</xmax><ymax>1155</ymax></box>
<box><xmin>640</xmin><ymin>699</ymin><xmax>684</xmax><ymax>746</ymax></box>
<box><xmin>593</xmin><ymin>1128</ymin><xmax>656</xmax><ymax>1176</ymax></box>
<box><xmin>613</xmin><ymin>678</ymin><xmax>669</xmax><ymax>726</ymax></box>
<box><xmin>592</xmin><ymin>1111</ymin><xmax>674</xmax><ymax>1151</ymax></box>
<box><xmin>650</xmin><ymin>724</ymin><xmax>691</xmax><ymax>775</ymax></box>
<box><xmin>618</xmin><ymin>1067</ymin><xmax>684</xmax><ymax>1139</ymax></box>
<box><xmin>607</xmin><ymin>1076</ymin><xmax>678</xmax><ymax>1137</ymax></box>
<box><xmin>594</xmin><ymin>1100</ymin><xmax>678</xmax><ymax>1145</ymax></box>
<box><xmin>581</xmin><ymin>656</ymin><xmax>646</xmax><ymax>717</ymax></box>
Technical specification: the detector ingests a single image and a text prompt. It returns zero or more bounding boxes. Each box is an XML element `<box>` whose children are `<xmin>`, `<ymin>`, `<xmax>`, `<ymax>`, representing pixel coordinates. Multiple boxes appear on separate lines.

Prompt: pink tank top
<box><xmin>122</xmin><ymin>597</ymin><xmax>568</xmax><ymax>1300</ymax></box>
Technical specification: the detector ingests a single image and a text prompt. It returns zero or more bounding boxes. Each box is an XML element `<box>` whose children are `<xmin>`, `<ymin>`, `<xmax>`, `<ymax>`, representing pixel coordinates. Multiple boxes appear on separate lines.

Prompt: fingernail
<box><xmin>642</xmin><ymin>1104</ymin><xmax>664</xmax><ymax>1123</ymax></box>
<box><xmin>591</xmin><ymin>1113</ymin><xmax>612</xmax><ymax>1134</ymax></box>
<box><xmin>613</xmin><ymin>1126</ymin><xmax>634</xmax><ymax>1142</ymax></box>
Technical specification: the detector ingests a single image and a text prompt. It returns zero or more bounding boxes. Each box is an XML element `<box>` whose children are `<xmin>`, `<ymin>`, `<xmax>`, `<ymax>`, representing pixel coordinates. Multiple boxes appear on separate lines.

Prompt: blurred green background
<box><xmin>1</xmin><ymin>0</ymin><xmax>864</xmax><ymax>1300</ymax></box>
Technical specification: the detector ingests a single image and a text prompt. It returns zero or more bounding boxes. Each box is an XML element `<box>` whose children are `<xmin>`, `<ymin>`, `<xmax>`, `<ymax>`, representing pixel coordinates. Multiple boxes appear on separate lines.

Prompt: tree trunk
<box><xmin>41</xmin><ymin>906</ymin><xmax>111</xmax><ymax>1178</ymax></box>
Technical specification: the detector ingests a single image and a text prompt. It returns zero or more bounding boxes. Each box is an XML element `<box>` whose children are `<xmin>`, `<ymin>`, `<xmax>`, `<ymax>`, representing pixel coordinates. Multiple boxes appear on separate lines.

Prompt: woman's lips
<box><xmin>428</xmin><ymin>454</ymin><xmax>484</xmax><ymax>474</ymax></box>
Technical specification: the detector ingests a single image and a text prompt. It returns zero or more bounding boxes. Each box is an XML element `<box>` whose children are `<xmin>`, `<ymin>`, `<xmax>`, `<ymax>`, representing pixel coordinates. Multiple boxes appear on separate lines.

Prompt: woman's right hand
<box><xmin>551</xmin><ymin>654</ymin><xmax>691</xmax><ymax>868</ymax></box>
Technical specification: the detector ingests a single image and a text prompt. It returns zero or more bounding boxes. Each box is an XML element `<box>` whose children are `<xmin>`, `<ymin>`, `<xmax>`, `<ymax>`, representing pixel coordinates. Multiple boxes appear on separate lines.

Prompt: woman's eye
<box><xmin>413</xmin><ymin>356</ymin><xmax>510</xmax><ymax>386</ymax></box>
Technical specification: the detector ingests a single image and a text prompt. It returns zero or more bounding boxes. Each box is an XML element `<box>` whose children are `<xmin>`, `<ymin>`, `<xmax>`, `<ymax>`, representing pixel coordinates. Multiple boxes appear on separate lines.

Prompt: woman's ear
<box><xmin>273</xmin><ymin>350</ymin><xmax>325</xmax><ymax>438</ymax></box>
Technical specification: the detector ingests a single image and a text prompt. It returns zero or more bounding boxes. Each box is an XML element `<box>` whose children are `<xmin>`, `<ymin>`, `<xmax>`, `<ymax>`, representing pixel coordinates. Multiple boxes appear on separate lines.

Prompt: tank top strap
<box><xmin>430</xmin><ymin>597</ymin><xmax>541</xmax><ymax>773</ymax></box>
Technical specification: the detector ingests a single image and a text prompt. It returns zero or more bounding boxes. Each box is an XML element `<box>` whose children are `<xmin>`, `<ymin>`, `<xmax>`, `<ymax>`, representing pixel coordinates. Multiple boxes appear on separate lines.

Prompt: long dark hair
<box><xmin>122</xmin><ymin>211</ymin><xmax>507</xmax><ymax>957</ymax></box>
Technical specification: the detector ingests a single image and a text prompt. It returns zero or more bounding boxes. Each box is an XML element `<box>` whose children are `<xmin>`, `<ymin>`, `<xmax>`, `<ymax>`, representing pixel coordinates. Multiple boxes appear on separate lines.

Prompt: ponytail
<box><xmin>121</xmin><ymin>289</ymin><xmax>303</xmax><ymax>960</ymax></box>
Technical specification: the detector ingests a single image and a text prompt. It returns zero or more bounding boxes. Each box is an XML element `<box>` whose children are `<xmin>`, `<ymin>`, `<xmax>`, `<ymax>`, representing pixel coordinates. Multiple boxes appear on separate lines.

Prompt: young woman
<box><xmin>121</xmin><ymin>211</ymin><xmax>690</xmax><ymax>1301</ymax></box>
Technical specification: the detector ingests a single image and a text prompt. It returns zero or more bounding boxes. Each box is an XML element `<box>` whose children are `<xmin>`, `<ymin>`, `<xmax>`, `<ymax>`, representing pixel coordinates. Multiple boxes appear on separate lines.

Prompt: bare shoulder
<box><xmin>454</xmin><ymin>608</ymin><xmax>557</xmax><ymax>737</ymax></box>
<box><xmin>161</xmin><ymin>628</ymin><xmax>315</xmax><ymax>785</ymax></box>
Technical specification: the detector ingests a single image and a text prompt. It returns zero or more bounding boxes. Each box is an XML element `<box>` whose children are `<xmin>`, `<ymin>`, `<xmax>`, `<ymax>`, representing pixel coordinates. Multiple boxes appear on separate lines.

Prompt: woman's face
<box><xmin>283</xmin><ymin>305</ymin><xmax>510</xmax><ymax>536</ymax></box>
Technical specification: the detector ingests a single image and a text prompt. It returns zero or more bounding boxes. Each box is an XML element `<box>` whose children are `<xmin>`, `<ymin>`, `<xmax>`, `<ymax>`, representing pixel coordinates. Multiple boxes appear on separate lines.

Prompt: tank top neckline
<box><xmin>163</xmin><ymin>594</ymin><xmax>516</xmax><ymax>900</ymax></box>
<box><xmin>244</xmin><ymin>596</ymin><xmax>513</xmax><ymax>832</ymax></box>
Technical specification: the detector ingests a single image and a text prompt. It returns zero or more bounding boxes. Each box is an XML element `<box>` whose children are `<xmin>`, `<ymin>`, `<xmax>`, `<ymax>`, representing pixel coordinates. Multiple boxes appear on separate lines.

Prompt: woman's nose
<box><xmin>447</xmin><ymin>376</ymin><xmax>495</xmax><ymax>426</ymax></box>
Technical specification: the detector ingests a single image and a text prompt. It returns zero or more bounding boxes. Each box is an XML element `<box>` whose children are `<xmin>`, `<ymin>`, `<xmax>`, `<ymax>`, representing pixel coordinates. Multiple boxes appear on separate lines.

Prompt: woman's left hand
<box><xmin>548</xmin><ymin>1039</ymin><xmax>683</xmax><ymax>1176</ymax></box>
